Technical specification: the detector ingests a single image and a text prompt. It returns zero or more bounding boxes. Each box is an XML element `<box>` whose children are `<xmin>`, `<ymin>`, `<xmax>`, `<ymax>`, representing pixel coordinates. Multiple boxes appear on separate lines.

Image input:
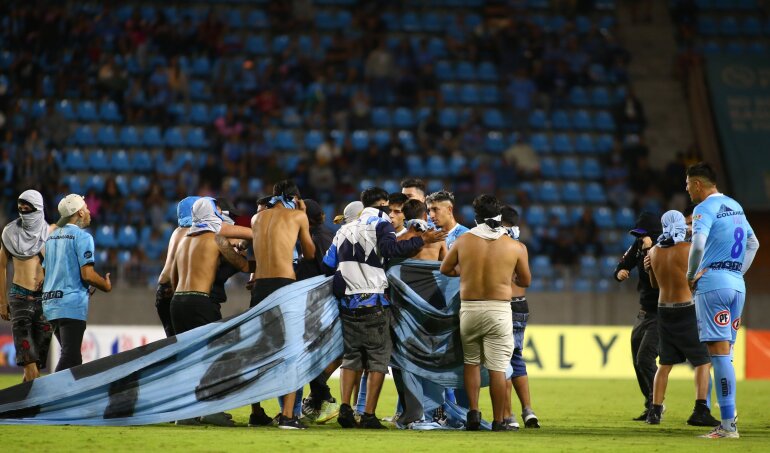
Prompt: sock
<box><xmin>356</xmin><ymin>374</ymin><xmax>368</xmax><ymax>414</ymax></box>
<box><xmin>711</xmin><ymin>354</ymin><xmax>737</xmax><ymax>431</ymax></box>
<box><xmin>695</xmin><ymin>399</ymin><xmax>708</xmax><ymax>410</ymax></box>
<box><xmin>706</xmin><ymin>372</ymin><xmax>713</xmax><ymax>408</ymax></box>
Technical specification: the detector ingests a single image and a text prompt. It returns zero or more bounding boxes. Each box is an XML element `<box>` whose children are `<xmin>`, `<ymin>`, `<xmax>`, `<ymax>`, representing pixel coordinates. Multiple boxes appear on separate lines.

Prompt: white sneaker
<box><xmin>699</xmin><ymin>425</ymin><xmax>739</xmax><ymax>439</ymax></box>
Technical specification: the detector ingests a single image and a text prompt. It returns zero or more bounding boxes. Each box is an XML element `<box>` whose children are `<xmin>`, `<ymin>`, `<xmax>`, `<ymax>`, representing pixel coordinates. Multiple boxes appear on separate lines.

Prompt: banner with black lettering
<box><xmin>0</xmin><ymin>276</ymin><xmax>341</xmax><ymax>425</ymax></box>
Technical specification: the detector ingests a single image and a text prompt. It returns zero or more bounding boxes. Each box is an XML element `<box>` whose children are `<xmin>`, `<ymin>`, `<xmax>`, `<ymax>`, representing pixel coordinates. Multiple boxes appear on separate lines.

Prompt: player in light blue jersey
<box><xmin>427</xmin><ymin>190</ymin><xmax>469</xmax><ymax>250</ymax></box>
<box><xmin>685</xmin><ymin>163</ymin><xmax>760</xmax><ymax>439</ymax></box>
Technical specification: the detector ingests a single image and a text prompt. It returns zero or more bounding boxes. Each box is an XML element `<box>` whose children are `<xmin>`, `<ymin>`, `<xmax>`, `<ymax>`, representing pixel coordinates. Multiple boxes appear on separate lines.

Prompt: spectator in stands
<box><xmin>223</xmin><ymin>134</ymin><xmax>246</xmax><ymax>175</ymax></box>
<box><xmin>197</xmin><ymin>11</ymin><xmax>225</xmax><ymax>58</ymax></box>
<box><xmin>327</xmin><ymin>82</ymin><xmax>350</xmax><ymax>130</ymax></box>
<box><xmin>38</xmin><ymin>103</ymin><xmax>69</xmax><ymax>147</ymax></box>
<box><xmin>615</xmin><ymin>87</ymin><xmax>647</xmax><ymax>135</ymax></box>
<box><xmin>199</xmin><ymin>154</ymin><xmax>225</xmax><ymax>192</ymax></box>
<box><xmin>12</xmin><ymin>50</ymin><xmax>41</xmax><ymax>96</ymax></box>
<box><xmin>97</xmin><ymin>55</ymin><xmax>128</xmax><ymax>106</ymax></box>
<box><xmin>349</xmin><ymin>89</ymin><xmax>371</xmax><ymax>130</ymax></box>
<box><xmin>507</xmin><ymin>69</ymin><xmax>537</xmax><ymax>129</ymax></box>
<box><xmin>395</xmin><ymin>68</ymin><xmax>419</xmax><ymax>108</ymax></box>
<box><xmin>125</xmin><ymin>79</ymin><xmax>147</xmax><ymax>122</ymax></box>
<box><xmin>166</xmin><ymin>57</ymin><xmax>190</xmax><ymax>104</ymax></box>
<box><xmin>84</xmin><ymin>189</ymin><xmax>102</xmax><ymax>220</ymax></box>
<box><xmin>418</xmin><ymin>110</ymin><xmax>441</xmax><ymax>150</ymax></box>
<box><xmin>365</xmin><ymin>40</ymin><xmax>395</xmax><ymax>105</ymax></box>
<box><xmin>214</xmin><ymin>108</ymin><xmax>244</xmax><ymax>142</ymax></box>
<box><xmin>308</xmin><ymin>151</ymin><xmax>336</xmax><ymax>203</ymax></box>
<box><xmin>156</xmin><ymin>148</ymin><xmax>178</xmax><ymax>192</ymax></box>
<box><xmin>574</xmin><ymin>209</ymin><xmax>603</xmax><ymax>256</ymax></box>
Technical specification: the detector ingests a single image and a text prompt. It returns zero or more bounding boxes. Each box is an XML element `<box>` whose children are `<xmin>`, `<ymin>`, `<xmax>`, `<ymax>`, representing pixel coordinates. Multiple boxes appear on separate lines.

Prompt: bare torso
<box><xmin>649</xmin><ymin>242</ymin><xmax>692</xmax><ymax>303</ymax></box>
<box><xmin>158</xmin><ymin>227</ymin><xmax>188</xmax><ymax>285</ymax></box>
<box><xmin>251</xmin><ymin>205</ymin><xmax>314</xmax><ymax>279</ymax></box>
<box><xmin>399</xmin><ymin>228</ymin><xmax>446</xmax><ymax>261</ymax></box>
<box><xmin>511</xmin><ymin>242</ymin><xmax>528</xmax><ymax>298</ymax></box>
<box><xmin>12</xmin><ymin>255</ymin><xmax>45</xmax><ymax>291</ymax></box>
<box><xmin>452</xmin><ymin>234</ymin><xmax>523</xmax><ymax>301</ymax></box>
<box><xmin>173</xmin><ymin>233</ymin><xmax>220</xmax><ymax>294</ymax></box>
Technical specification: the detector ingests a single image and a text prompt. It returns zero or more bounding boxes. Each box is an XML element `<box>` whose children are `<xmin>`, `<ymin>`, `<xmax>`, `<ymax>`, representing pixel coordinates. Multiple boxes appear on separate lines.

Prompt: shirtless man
<box><xmin>248</xmin><ymin>179</ymin><xmax>315</xmax><ymax>430</ymax></box>
<box><xmin>398</xmin><ymin>199</ymin><xmax>446</xmax><ymax>261</ymax></box>
<box><xmin>500</xmin><ymin>206</ymin><xmax>539</xmax><ymax>429</ymax></box>
<box><xmin>0</xmin><ymin>190</ymin><xmax>54</xmax><ymax>381</ymax></box>
<box><xmin>158</xmin><ymin>196</ymin><xmax>251</xmax><ymax>337</ymax></box>
<box><xmin>440</xmin><ymin>194</ymin><xmax>531</xmax><ymax>432</ymax></box>
<box><xmin>646</xmin><ymin>210</ymin><xmax>719</xmax><ymax>427</ymax></box>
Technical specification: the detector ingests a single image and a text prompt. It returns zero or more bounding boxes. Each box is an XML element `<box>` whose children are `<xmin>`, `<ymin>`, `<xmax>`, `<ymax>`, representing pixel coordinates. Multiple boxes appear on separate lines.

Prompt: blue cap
<box><xmin>177</xmin><ymin>196</ymin><xmax>201</xmax><ymax>227</ymax></box>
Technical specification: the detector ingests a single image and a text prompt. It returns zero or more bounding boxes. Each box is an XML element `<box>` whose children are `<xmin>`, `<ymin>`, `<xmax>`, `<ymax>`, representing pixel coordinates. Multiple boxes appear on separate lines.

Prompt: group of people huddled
<box><xmin>0</xmin><ymin>176</ymin><xmax>540</xmax><ymax>431</ymax></box>
<box><xmin>0</xmin><ymin>162</ymin><xmax>759</xmax><ymax>437</ymax></box>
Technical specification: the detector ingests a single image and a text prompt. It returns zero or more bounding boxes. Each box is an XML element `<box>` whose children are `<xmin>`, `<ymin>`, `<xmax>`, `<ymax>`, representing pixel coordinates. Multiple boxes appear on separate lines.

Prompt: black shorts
<box><xmin>658</xmin><ymin>304</ymin><xmax>710</xmax><ymax>367</ymax></box>
<box><xmin>250</xmin><ymin>278</ymin><xmax>295</xmax><ymax>308</ymax></box>
<box><xmin>170</xmin><ymin>292</ymin><xmax>222</xmax><ymax>335</ymax></box>
<box><xmin>155</xmin><ymin>282</ymin><xmax>174</xmax><ymax>337</ymax></box>
<box><xmin>340</xmin><ymin>307</ymin><xmax>392</xmax><ymax>374</ymax></box>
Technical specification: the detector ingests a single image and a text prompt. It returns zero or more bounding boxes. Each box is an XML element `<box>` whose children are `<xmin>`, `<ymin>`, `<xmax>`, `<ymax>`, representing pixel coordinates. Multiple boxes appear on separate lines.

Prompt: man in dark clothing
<box><xmin>613</xmin><ymin>211</ymin><xmax>661</xmax><ymax>421</ymax></box>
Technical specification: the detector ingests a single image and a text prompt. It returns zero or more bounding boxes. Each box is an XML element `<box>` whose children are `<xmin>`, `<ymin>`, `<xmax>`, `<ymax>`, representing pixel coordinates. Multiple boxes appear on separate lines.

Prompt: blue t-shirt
<box><xmin>42</xmin><ymin>224</ymin><xmax>96</xmax><ymax>321</ymax></box>
<box><xmin>445</xmin><ymin>223</ymin><xmax>469</xmax><ymax>250</ymax></box>
<box><xmin>692</xmin><ymin>193</ymin><xmax>754</xmax><ymax>294</ymax></box>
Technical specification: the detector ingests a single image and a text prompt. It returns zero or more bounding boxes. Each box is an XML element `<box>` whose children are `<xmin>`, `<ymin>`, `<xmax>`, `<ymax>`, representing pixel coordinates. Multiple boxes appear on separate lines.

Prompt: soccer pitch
<box><xmin>1</xmin><ymin>376</ymin><xmax>767</xmax><ymax>452</ymax></box>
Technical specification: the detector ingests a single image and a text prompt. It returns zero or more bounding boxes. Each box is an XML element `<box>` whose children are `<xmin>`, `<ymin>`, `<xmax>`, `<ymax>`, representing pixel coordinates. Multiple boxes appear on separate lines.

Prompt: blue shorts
<box><xmin>511</xmin><ymin>310</ymin><xmax>529</xmax><ymax>378</ymax></box>
<box><xmin>694</xmin><ymin>289</ymin><xmax>744</xmax><ymax>343</ymax></box>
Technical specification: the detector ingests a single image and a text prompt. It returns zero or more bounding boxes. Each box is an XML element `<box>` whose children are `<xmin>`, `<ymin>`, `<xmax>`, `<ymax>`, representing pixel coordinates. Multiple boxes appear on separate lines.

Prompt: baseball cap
<box><xmin>58</xmin><ymin>194</ymin><xmax>86</xmax><ymax>218</ymax></box>
<box><xmin>629</xmin><ymin>211</ymin><xmax>660</xmax><ymax>237</ymax></box>
<box><xmin>333</xmin><ymin>201</ymin><xmax>364</xmax><ymax>225</ymax></box>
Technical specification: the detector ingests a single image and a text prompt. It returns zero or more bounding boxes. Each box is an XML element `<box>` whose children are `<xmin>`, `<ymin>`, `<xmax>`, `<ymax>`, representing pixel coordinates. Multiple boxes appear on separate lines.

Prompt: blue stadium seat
<box><xmin>187</xmin><ymin>128</ymin><xmax>208</xmax><ymax>149</ymax></box>
<box><xmin>373</xmin><ymin>130</ymin><xmax>391</xmax><ymax>149</ymax></box>
<box><xmin>540</xmin><ymin>157</ymin><xmax>558</xmax><ymax>179</ymax></box>
<box><xmin>64</xmin><ymin>149</ymin><xmax>88</xmax><ymax>172</ymax></box>
<box><xmin>570</xmin><ymin>86</ymin><xmax>589</xmax><ymax>106</ymax></box>
<box><xmin>573</xmin><ymin>279</ymin><xmax>593</xmax><ymax>293</ymax></box>
<box><xmin>399</xmin><ymin>130</ymin><xmax>417</xmax><ymax>152</ymax></box>
<box><xmin>743</xmin><ymin>17</ymin><xmax>762</xmax><ymax>36</ymax></box>
<box><xmin>56</xmin><ymin>100</ymin><xmax>76</xmax><ymax>120</ymax></box>
<box><xmin>117</xmin><ymin>226</ymin><xmax>139</xmax><ymax>248</ymax></box>
<box><xmin>427</xmin><ymin>155</ymin><xmax>448</xmax><ymax>177</ymax></box>
<box><xmin>96</xmin><ymin>225</ymin><xmax>117</xmax><ymax>249</ymax></box>
<box><xmin>550</xmin><ymin>109</ymin><xmax>570</xmax><ymax>130</ymax></box>
<box><xmin>449</xmin><ymin>154</ymin><xmax>467</xmax><ymax>175</ymax></box>
<box><xmin>615</xmin><ymin>207</ymin><xmax>636</xmax><ymax>229</ymax></box>
<box><xmin>120</xmin><ymin>126</ymin><xmax>140</xmax><ymax>148</ymax></box>
<box><xmin>531</xmin><ymin>255</ymin><xmax>554</xmax><ymax>278</ymax></box>
<box><xmin>131</xmin><ymin>151</ymin><xmax>153</xmax><ymax>173</ymax></box>
<box><xmin>62</xmin><ymin>175</ymin><xmax>81</xmax><ymax>194</ymax></box>
<box><xmin>720</xmin><ymin>16</ymin><xmax>739</xmax><ymax>36</ymax></box>
<box><xmin>0</xmin><ymin>51</ymin><xmax>13</xmax><ymax>70</ymax></box>
<box><xmin>459</xmin><ymin>85</ymin><xmax>480</xmax><ymax>104</ymax></box>
<box><xmin>110</xmin><ymin>150</ymin><xmax>131</xmax><ymax>172</ymax></box>
<box><xmin>189</xmin><ymin>104</ymin><xmax>209</xmax><ymax>125</ymax></box>
<box><xmin>572</xmin><ymin>110</ymin><xmax>593</xmax><ymax>131</ymax></box>
<box><xmin>382</xmin><ymin>179</ymin><xmax>400</xmax><ymax>194</ymax></box>
<box><xmin>481</xmin><ymin>86</ymin><xmax>499</xmax><ymax>104</ymax></box>
<box><xmin>593</xmin><ymin>207</ymin><xmax>615</xmax><ymax>228</ymax></box>
<box><xmin>596</xmin><ymin>134</ymin><xmax>614</xmax><ymax>153</ymax></box>
<box><xmin>351</xmin><ymin>130</ymin><xmax>369</xmax><ymax>152</ymax></box>
<box><xmin>439</xmin><ymin>109</ymin><xmax>459</xmax><ymax>128</ymax></box>
<box><xmin>85</xmin><ymin>174</ymin><xmax>105</xmax><ymax>192</ymax></box>
<box><xmin>725</xmin><ymin>42</ymin><xmax>745</xmax><ymax>55</ymax></box>
<box><xmin>272</xmin><ymin>35</ymin><xmax>290</xmax><ymax>54</ymax></box>
<box><xmin>281</xmin><ymin>106</ymin><xmax>302</xmax><ymax>127</ymax></box>
<box><xmin>579</xmin><ymin>255</ymin><xmax>598</xmax><ymax>278</ymax></box>
<box><xmin>698</xmin><ymin>16</ymin><xmax>718</xmax><ymax>36</ymax></box>
<box><xmin>595</xmin><ymin>111</ymin><xmax>616</xmax><ymax>132</ymax></box>
<box><xmin>591</xmin><ymin>87</ymin><xmax>611</xmax><ymax>107</ymax></box>
<box><xmin>440</xmin><ymin>84</ymin><xmax>458</xmax><ymax>104</ymax></box>
<box><xmin>428</xmin><ymin>37</ymin><xmax>446</xmax><ymax>58</ymax></box>
<box><xmin>189</xmin><ymin>80</ymin><xmax>210</xmax><ymax>102</ymax></box>
<box><xmin>164</xmin><ymin>127</ymin><xmax>185</xmax><ymax>148</ymax></box>
<box><xmin>88</xmin><ymin>149</ymin><xmax>110</xmax><ymax>172</ymax></box>
<box><xmin>422</xmin><ymin>12</ymin><xmax>443</xmax><ymax>32</ymax></box>
<box><xmin>552</xmin><ymin>134</ymin><xmax>573</xmax><ymax>154</ymax></box>
<box><xmin>749</xmin><ymin>42</ymin><xmax>767</xmax><ymax>54</ymax></box>
<box><xmin>73</xmin><ymin>126</ymin><xmax>95</xmax><ymax>146</ymax></box>
<box><xmin>575</xmin><ymin>15</ymin><xmax>591</xmax><ymax>34</ymax></box>
<box><xmin>401</xmin><ymin>12</ymin><xmax>420</xmax><ymax>32</ymax></box>
<box><xmin>562</xmin><ymin>182</ymin><xmax>584</xmax><ymax>204</ymax></box>
<box><xmin>247</xmin><ymin>10</ymin><xmax>269</xmax><ymax>29</ymax></box>
<box><xmin>426</xmin><ymin>179</ymin><xmax>444</xmax><ymax>194</ymax></box>
<box><xmin>589</xmin><ymin>64</ymin><xmax>608</xmax><ymax>83</ymax></box>
<box><xmin>248</xmin><ymin>178</ymin><xmax>264</xmax><ymax>195</ymax></box>
<box><xmin>275</xmin><ymin>130</ymin><xmax>297</xmax><ymax>151</ymax></box>
<box><xmin>460</xmin><ymin>206</ymin><xmax>475</xmax><ymax>224</ymax></box>
<box><xmin>483</xmin><ymin>109</ymin><xmax>504</xmax><ymax>128</ymax></box>
<box><xmin>142</xmin><ymin>127</ymin><xmax>163</xmax><ymax>148</ymax></box>
<box><xmin>130</xmin><ymin>175</ymin><xmax>150</xmax><ymax>196</ymax></box>
<box><xmin>549</xmin><ymin>205</ymin><xmax>569</xmax><ymax>226</ymax></box>
<box><xmin>97</xmin><ymin>126</ymin><xmax>118</xmax><ymax>147</ymax></box>
<box><xmin>99</xmin><ymin>101</ymin><xmax>122</xmax><ymax>122</ymax></box>
<box><xmin>525</xmin><ymin>205</ymin><xmax>546</xmax><ymax>228</ymax></box>
<box><xmin>406</xmin><ymin>155</ymin><xmax>426</xmax><ymax>177</ymax></box>
<box><xmin>371</xmin><ymin>108</ymin><xmax>391</xmax><ymax>128</ymax></box>
<box><xmin>575</xmin><ymin>134</ymin><xmax>596</xmax><ymax>154</ymax></box>
<box><xmin>246</xmin><ymin>35</ymin><xmax>268</xmax><ymax>55</ymax></box>
<box><xmin>304</xmin><ymin>130</ymin><xmax>323</xmax><ymax>150</ymax></box>
<box><xmin>77</xmin><ymin>101</ymin><xmax>98</xmax><ymax>122</ymax></box>
<box><xmin>600</xmin><ymin>255</ymin><xmax>619</xmax><ymax>276</ymax></box>
<box><xmin>559</xmin><ymin>158</ymin><xmax>580</xmax><ymax>179</ymax></box>
<box><xmin>585</xmin><ymin>183</ymin><xmax>608</xmax><ymax>203</ymax></box>
<box><xmin>582</xmin><ymin>158</ymin><xmax>602</xmax><ymax>179</ymax></box>
<box><xmin>530</xmin><ymin>133</ymin><xmax>550</xmax><ymax>154</ymax></box>
<box><xmin>477</xmin><ymin>62</ymin><xmax>498</xmax><ymax>82</ymax></box>
<box><xmin>484</xmin><ymin>132</ymin><xmax>505</xmax><ymax>153</ymax></box>
<box><xmin>393</xmin><ymin>107</ymin><xmax>416</xmax><ymax>128</ymax></box>
<box><xmin>529</xmin><ymin>109</ymin><xmax>547</xmax><ymax>129</ymax></box>
<box><xmin>701</xmin><ymin>41</ymin><xmax>721</xmax><ymax>55</ymax></box>
<box><xmin>192</xmin><ymin>56</ymin><xmax>211</xmax><ymax>77</ymax></box>
<box><xmin>539</xmin><ymin>181</ymin><xmax>561</xmax><ymax>203</ymax></box>
<box><xmin>436</xmin><ymin>61</ymin><xmax>454</xmax><ymax>81</ymax></box>
<box><xmin>456</xmin><ymin>62</ymin><xmax>476</xmax><ymax>81</ymax></box>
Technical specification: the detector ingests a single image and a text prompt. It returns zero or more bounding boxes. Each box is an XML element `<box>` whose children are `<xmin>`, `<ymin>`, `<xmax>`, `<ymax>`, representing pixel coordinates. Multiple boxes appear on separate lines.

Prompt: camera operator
<box><xmin>613</xmin><ymin>211</ymin><xmax>661</xmax><ymax>421</ymax></box>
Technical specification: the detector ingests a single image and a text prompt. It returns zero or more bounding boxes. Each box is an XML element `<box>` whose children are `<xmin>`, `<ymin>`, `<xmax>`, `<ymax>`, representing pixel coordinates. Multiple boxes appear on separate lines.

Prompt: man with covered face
<box><xmin>0</xmin><ymin>190</ymin><xmax>55</xmax><ymax>381</ymax></box>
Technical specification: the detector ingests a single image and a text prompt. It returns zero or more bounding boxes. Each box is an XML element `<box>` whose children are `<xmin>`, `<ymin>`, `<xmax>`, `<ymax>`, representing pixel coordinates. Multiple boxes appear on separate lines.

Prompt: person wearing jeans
<box><xmin>42</xmin><ymin>194</ymin><xmax>111</xmax><ymax>372</ymax></box>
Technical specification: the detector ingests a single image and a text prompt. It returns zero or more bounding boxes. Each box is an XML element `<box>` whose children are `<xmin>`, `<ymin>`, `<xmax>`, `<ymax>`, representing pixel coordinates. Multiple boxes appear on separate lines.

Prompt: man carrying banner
<box><xmin>324</xmin><ymin>187</ymin><xmax>445</xmax><ymax>429</ymax></box>
<box><xmin>440</xmin><ymin>194</ymin><xmax>530</xmax><ymax>432</ymax></box>
<box><xmin>248</xmin><ymin>180</ymin><xmax>316</xmax><ymax>430</ymax></box>
<box><xmin>42</xmin><ymin>195</ymin><xmax>111</xmax><ymax>372</ymax></box>
<box><xmin>645</xmin><ymin>210</ymin><xmax>719</xmax><ymax>427</ymax></box>
<box><xmin>500</xmin><ymin>205</ymin><xmax>539</xmax><ymax>429</ymax></box>
<box><xmin>0</xmin><ymin>190</ymin><xmax>54</xmax><ymax>381</ymax></box>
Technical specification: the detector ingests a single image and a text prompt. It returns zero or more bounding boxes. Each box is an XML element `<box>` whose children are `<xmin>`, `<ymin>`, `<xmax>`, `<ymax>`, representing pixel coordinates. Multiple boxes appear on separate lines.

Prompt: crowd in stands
<box><xmin>0</xmin><ymin>0</ymin><xmax>690</xmax><ymax>290</ymax></box>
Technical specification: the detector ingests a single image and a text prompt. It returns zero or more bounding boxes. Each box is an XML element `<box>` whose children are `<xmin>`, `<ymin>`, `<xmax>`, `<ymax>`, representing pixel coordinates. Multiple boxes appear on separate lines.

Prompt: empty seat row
<box><xmin>530</xmin><ymin>133</ymin><xmax>615</xmax><ymax>154</ymax></box>
<box><xmin>529</xmin><ymin>109</ymin><xmax>616</xmax><ymax>131</ymax></box>
<box><xmin>698</xmin><ymin>16</ymin><xmax>770</xmax><ymax>37</ymax></box>
<box><xmin>69</xmin><ymin>125</ymin><xmax>208</xmax><ymax>149</ymax></box>
<box><xmin>539</xmin><ymin>157</ymin><xmax>603</xmax><ymax>180</ymax></box>
<box><xmin>519</xmin><ymin>181</ymin><xmax>608</xmax><ymax>205</ymax></box>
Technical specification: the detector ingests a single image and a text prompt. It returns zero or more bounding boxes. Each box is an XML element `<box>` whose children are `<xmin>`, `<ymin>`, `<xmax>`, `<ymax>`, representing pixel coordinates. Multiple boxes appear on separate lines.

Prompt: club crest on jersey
<box><xmin>732</xmin><ymin>318</ymin><xmax>741</xmax><ymax>331</ymax></box>
<box><xmin>714</xmin><ymin>310</ymin><xmax>730</xmax><ymax>326</ymax></box>
<box><xmin>693</xmin><ymin>214</ymin><xmax>703</xmax><ymax>221</ymax></box>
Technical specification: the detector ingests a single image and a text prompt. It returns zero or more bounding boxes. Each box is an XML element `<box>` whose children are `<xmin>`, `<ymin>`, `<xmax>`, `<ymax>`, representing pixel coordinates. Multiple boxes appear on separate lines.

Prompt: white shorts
<box><xmin>459</xmin><ymin>300</ymin><xmax>514</xmax><ymax>372</ymax></box>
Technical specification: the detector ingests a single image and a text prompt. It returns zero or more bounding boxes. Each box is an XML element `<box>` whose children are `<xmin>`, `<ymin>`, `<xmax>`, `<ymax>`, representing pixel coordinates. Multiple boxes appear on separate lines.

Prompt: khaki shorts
<box><xmin>459</xmin><ymin>300</ymin><xmax>514</xmax><ymax>372</ymax></box>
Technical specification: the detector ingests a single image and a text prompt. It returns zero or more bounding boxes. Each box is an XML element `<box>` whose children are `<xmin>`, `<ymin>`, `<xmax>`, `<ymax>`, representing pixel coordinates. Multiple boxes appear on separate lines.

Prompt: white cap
<box><xmin>334</xmin><ymin>201</ymin><xmax>364</xmax><ymax>225</ymax></box>
<box><xmin>58</xmin><ymin>194</ymin><xmax>86</xmax><ymax>218</ymax></box>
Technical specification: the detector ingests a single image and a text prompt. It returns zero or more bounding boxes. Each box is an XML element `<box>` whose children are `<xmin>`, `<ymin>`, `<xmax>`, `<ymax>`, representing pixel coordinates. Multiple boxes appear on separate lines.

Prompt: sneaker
<box><xmin>645</xmin><ymin>406</ymin><xmax>662</xmax><ymax>425</ymax></box>
<box><xmin>382</xmin><ymin>412</ymin><xmax>401</xmax><ymax>423</ymax></box>
<box><xmin>522</xmin><ymin>409</ymin><xmax>540</xmax><ymax>428</ymax></box>
<box><xmin>175</xmin><ymin>418</ymin><xmax>202</xmax><ymax>426</ymax></box>
<box><xmin>504</xmin><ymin>416</ymin><xmax>520</xmax><ymax>429</ymax></box>
<box><xmin>278</xmin><ymin>415</ymin><xmax>307</xmax><ymax>430</ymax></box>
<box><xmin>301</xmin><ymin>397</ymin><xmax>319</xmax><ymax>422</ymax></box>
<box><xmin>360</xmin><ymin>413</ymin><xmax>387</xmax><ymax>429</ymax></box>
<box><xmin>337</xmin><ymin>403</ymin><xmax>357</xmax><ymax>428</ymax></box>
<box><xmin>433</xmin><ymin>406</ymin><xmax>445</xmax><ymax>422</ymax></box>
<box><xmin>687</xmin><ymin>406</ymin><xmax>720</xmax><ymax>427</ymax></box>
<box><xmin>315</xmin><ymin>398</ymin><xmax>340</xmax><ymax>424</ymax></box>
<box><xmin>200</xmin><ymin>412</ymin><xmax>235</xmax><ymax>427</ymax></box>
<box><xmin>492</xmin><ymin>421</ymin><xmax>515</xmax><ymax>432</ymax></box>
<box><xmin>466</xmin><ymin>410</ymin><xmax>481</xmax><ymax>431</ymax></box>
<box><xmin>248</xmin><ymin>408</ymin><xmax>274</xmax><ymax>427</ymax></box>
<box><xmin>633</xmin><ymin>409</ymin><xmax>650</xmax><ymax>421</ymax></box>
<box><xmin>699</xmin><ymin>425</ymin><xmax>739</xmax><ymax>439</ymax></box>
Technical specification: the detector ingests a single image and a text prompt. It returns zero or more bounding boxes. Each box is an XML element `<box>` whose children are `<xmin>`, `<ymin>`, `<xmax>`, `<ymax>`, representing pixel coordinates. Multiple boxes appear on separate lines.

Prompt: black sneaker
<box><xmin>466</xmin><ymin>410</ymin><xmax>481</xmax><ymax>431</ymax></box>
<box><xmin>687</xmin><ymin>406</ymin><xmax>720</xmax><ymax>427</ymax></box>
<box><xmin>278</xmin><ymin>415</ymin><xmax>307</xmax><ymax>430</ymax></box>
<box><xmin>338</xmin><ymin>403</ymin><xmax>357</xmax><ymax>428</ymax></box>
<box><xmin>248</xmin><ymin>408</ymin><xmax>274</xmax><ymax>427</ymax></box>
<box><xmin>492</xmin><ymin>420</ymin><xmax>515</xmax><ymax>432</ymax></box>
<box><xmin>633</xmin><ymin>409</ymin><xmax>649</xmax><ymax>421</ymax></box>
<box><xmin>522</xmin><ymin>409</ymin><xmax>540</xmax><ymax>428</ymax></box>
<box><xmin>360</xmin><ymin>413</ymin><xmax>387</xmax><ymax>429</ymax></box>
<box><xmin>646</xmin><ymin>405</ymin><xmax>662</xmax><ymax>425</ymax></box>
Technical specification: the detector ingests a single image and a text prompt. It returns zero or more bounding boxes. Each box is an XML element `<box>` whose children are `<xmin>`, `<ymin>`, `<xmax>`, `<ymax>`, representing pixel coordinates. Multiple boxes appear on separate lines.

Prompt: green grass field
<box><xmin>1</xmin><ymin>375</ymin><xmax>768</xmax><ymax>452</ymax></box>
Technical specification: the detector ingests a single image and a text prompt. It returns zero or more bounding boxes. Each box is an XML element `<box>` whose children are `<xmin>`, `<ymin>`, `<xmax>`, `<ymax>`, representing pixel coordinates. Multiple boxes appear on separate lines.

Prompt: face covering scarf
<box><xmin>187</xmin><ymin>197</ymin><xmax>223</xmax><ymax>236</ymax></box>
<box><xmin>1</xmin><ymin>190</ymin><xmax>49</xmax><ymax>258</ymax></box>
